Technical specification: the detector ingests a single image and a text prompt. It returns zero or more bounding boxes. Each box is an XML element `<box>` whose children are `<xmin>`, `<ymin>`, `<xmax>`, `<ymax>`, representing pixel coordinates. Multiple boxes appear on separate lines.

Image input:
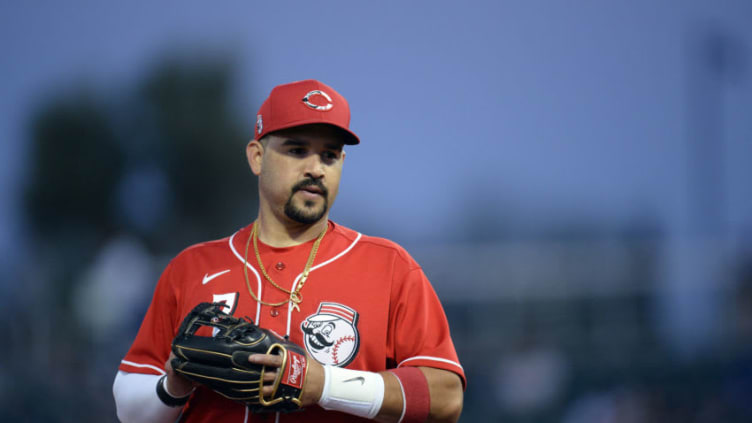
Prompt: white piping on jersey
<box><xmin>285</xmin><ymin>232</ymin><xmax>362</xmax><ymax>335</ymax></box>
<box><xmin>228</xmin><ymin>231</ymin><xmax>263</xmax><ymax>324</ymax></box>
<box><xmin>398</xmin><ymin>355</ymin><xmax>464</xmax><ymax>371</ymax></box>
<box><xmin>120</xmin><ymin>359</ymin><xmax>166</xmax><ymax>375</ymax></box>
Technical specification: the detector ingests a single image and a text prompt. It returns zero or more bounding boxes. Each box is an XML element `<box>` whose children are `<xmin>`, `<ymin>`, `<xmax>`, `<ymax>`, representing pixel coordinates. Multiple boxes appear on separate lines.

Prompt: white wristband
<box><xmin>317</xmin><ymin>365</ymin><xmax>385</xmax><ymax>419</ymax></box>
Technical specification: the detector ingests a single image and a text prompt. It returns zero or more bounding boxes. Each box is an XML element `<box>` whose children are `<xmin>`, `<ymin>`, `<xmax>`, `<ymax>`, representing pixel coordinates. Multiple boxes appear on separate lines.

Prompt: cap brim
<box><xmin>307</xmin><ymin>314</ymin><xmax>341</xmax><ymax>322</ymax></box>
<box><xmin>261</xmin><ymin>121</ymin><xmax>360</xmax><ymax>145</ymax></box>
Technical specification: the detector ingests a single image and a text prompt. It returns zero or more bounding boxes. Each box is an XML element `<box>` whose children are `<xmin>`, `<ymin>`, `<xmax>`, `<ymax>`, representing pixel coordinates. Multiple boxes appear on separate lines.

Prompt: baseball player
<box><xmin>113</xmin><ymin>79</ymin><xmax>465</xmax><ymax>422</ymax></box>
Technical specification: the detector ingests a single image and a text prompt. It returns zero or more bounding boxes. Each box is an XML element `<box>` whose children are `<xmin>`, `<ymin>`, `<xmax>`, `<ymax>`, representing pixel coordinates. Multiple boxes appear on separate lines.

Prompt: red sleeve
<box><xmin>387</xmin><ymin>263</ymin><xmax>466</xmax><ymax>388</ymax></box>
<box><xmin>118</xmin><ymin>258</ymin><xmax>182</xmax><ymax>375</ymax></box>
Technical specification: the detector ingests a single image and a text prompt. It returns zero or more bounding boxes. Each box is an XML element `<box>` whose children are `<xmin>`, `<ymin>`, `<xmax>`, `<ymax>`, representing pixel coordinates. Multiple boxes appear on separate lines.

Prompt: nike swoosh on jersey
<box><xmin>202</xmin><ymin>269</ymin><xmax>231</xmax><ymax>285</ymax></box>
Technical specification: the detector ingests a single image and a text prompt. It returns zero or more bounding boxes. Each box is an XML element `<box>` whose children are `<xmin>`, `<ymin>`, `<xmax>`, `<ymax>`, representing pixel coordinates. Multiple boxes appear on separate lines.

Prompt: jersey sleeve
<box><xmin>387</xmin><ymin>263</ymin><xmax>466</xmax><ymax>388</ymax></box>
<box><xmin>119</xmin><ymin>258</ymin><xmax>182</xmax><ymax>375</ymax></box>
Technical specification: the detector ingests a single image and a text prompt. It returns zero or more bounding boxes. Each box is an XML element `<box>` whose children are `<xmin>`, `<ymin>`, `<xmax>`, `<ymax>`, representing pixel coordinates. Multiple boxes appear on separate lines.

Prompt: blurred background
<box><xmin>2</xmin><ymin>1</ymin><xmax>751</xmax><ymax>422</ymax></box>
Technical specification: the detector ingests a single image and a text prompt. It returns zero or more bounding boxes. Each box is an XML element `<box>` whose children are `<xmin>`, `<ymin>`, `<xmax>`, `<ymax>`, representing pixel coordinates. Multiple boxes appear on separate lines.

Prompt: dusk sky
<box><xmin>2</xmin><ymin>1</ymin><xmax>751</xmax><ymax>253</ymax></box>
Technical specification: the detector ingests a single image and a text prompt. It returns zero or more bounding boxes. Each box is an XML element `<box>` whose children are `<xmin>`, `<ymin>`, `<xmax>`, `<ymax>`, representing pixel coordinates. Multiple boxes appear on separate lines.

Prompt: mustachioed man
<box><xmin>301</xmin><ymin>302</ymin><xmax>360</xmax><ymax>367</ymax></box>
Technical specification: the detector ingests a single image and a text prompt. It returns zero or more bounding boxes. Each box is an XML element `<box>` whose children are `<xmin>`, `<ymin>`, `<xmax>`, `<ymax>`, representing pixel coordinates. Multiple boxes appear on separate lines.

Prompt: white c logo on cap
<box><xmin>302</xmin><ymin>90</ymin><xmax>333</xmax><ymax>111</ymax></box>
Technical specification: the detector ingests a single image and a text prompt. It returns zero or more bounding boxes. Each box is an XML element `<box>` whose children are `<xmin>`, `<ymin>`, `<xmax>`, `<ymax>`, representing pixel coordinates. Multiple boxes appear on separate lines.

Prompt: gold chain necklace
<box><xmin>243</xmin><ymin>222</ymin><xmax>327</xmax><ymax>312</ymax></box>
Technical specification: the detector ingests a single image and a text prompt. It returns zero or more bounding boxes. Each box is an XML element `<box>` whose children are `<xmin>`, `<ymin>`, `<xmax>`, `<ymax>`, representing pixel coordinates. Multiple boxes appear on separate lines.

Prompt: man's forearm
<box><xmin>113</xmin><ymin>371</ymin><xmax>183</xmax><ymax>423</ymax></box>
<box><xmin>375</xmin><ymin>367</ymin><xmax>463</xmax><ymax>423</ymax></box>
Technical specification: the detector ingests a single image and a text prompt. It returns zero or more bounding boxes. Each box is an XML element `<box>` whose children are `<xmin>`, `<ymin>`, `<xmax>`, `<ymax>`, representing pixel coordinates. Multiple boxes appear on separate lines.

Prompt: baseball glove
<box><xmin>171</xmin><ymin>302</ymin><xmax>309</xmax><ymax>413</ymax></box>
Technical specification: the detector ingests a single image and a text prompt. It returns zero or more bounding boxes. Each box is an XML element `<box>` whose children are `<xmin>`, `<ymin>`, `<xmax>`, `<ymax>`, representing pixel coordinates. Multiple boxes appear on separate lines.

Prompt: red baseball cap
<box><xmin>254</xmin><ymin>79</ymin><xmax>360</xmax><ymax>145</ymax></box>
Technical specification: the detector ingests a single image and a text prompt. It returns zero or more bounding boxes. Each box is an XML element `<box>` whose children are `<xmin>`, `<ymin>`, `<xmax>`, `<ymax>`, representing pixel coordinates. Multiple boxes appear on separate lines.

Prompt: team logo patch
<box><xmin>256</xmin><ymin>114</ymin><xmax>263</xmax><ymax>135</ymax></box>
<box><xmin>302</xmin><ymin>90</ymin><xmax>333</xmax><ymax>111</ymax></box>
<box><xmin>301</xmin><ymin>302</ymin><xmax>360</xmax><ymax>367</ymax></box>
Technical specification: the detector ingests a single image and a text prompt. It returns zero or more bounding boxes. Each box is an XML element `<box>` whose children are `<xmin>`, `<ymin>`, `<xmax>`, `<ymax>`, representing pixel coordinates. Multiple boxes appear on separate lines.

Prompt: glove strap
<box><xmin>258</xmin><ymin>343</ymin><xmax>308</xmax><ymax>411</ymax></box>
<box><xmin>156</xmin><ymin>375</ymin><xmax>192</xmax><ymax>408</ymax></box>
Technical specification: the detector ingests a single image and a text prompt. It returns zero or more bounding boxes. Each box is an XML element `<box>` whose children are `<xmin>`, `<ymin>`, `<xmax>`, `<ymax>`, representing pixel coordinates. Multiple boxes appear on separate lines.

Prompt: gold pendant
<box><xmin>290</xmin><ymin>292</ymin><xmax>301</xmax><ymax>312</ymax></box>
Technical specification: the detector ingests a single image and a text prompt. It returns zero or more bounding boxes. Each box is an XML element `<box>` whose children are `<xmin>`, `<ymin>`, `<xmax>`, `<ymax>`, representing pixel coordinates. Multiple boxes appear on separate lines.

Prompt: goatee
<box><xmin>284</xmin><ymin>179</ymin><xmax>328</xmax><ymax>224</ymax></box>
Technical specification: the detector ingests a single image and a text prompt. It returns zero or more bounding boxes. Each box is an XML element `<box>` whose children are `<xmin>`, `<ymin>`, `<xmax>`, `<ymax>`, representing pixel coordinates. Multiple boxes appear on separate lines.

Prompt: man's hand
<box><xmin>247</xmin><ymin>352</ymin><xmax>325</xmax><ymax>407</ymax></box>
<box><xmin>164</xmin><ymin>352</ymin><xmax>196</xmax><ymax>397</ymax></box>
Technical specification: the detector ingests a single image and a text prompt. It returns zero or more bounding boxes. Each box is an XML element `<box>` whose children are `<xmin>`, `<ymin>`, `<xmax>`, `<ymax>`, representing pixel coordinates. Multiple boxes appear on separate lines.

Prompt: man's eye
<box><xmin>323</xmin><ymin>151</ymin><xmax>339</xmax><ymax>160</ymax></box>
<box><xmin>289</xmin><ymin>148</ymin><xmax>306</xmax><ymax>155</ymax></box>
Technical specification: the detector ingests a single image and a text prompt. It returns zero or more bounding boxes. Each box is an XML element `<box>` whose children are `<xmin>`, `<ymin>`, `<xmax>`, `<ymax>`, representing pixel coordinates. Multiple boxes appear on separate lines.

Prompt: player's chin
<box><xmin>284</xmin><ymin>199</ymin><xmax>328</xmax><ymax>225</ymax></box>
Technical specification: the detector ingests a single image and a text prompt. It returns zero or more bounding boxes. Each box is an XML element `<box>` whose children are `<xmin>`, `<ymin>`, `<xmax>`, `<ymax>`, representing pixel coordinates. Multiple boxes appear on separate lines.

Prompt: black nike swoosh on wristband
<box><xmin>343</xmin><ymin>376</ymin><xmax>366</xmax><ymax>385</ymax></box>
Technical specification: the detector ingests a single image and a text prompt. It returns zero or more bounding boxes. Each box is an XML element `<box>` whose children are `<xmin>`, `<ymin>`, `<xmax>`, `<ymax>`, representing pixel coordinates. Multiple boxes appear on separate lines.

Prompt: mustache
<box><xmin>312</xmin><ymin>332</ymin><xmax>334</xmax><ymax>347</ymax></box>
<box><xmin>292</xmin><ymin>178</ymin><xmax>328</xmax><ymax>198</ymax></box>
<box><xmin>302</xmin><ymin>325</ymin><xmax>335</xmax><ymax>347</ymax></box>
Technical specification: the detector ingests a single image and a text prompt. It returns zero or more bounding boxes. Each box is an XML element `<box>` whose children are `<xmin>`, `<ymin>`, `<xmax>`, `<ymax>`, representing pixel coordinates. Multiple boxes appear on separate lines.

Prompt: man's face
<box><xmin>253</xmin><ymin>125</ymin><xmax>346</xmax><ymax>225</ymax></box>
<box><xmin>302</xmin><ymin>320</ymin><xmax>336</xmax><ymax>350</ymax></box>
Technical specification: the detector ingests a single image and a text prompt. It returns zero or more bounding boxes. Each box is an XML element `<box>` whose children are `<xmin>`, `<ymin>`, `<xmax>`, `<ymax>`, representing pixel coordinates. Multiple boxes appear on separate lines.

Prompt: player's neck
<box><xmin>254</xmin><ymin>209</ymin><xmax>329</xmax><ymax>248</ymax></box>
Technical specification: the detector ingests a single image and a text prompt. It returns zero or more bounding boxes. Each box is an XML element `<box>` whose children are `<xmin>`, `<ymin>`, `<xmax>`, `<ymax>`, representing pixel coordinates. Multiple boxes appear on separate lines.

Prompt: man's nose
<box><xmin>303</xmin><ymin>155</ymin><xmax>325</xmax><ymax>179</ymax></box>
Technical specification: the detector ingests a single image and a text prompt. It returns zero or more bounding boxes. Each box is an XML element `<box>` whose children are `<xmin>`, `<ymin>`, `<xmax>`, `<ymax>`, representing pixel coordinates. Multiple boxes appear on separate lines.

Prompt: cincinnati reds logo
<box><xmin>302</xmin><ymin>90</ymin><xmax>333</xmax><ymax>111</ymax></box>
<box><xmin>301</xmin><ymin>302</ymin><xmax>360</xmax><ymax>367</ymax></box>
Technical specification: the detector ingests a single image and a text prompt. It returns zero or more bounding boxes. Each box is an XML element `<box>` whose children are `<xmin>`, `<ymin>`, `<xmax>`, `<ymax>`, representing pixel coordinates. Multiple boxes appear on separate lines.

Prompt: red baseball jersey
<box><xmin>120</xmin><ymin>221</ymin><xmax>465</xmax><ymax>422</ymax></box>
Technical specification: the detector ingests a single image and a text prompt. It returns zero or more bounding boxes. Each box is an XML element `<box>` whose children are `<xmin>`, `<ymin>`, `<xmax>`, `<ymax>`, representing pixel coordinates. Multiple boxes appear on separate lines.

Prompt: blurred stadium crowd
<box><xmin>1</xmin><ymin>56</ymin><xmax>751</xmax><ymax>423</ymax></box>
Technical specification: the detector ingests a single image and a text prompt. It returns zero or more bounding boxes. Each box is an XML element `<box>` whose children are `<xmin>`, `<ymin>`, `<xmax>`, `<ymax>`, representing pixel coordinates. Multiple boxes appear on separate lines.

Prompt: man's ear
<box><xmin>246</xmin><ymin>139</ymin><xmax>264</xmax><ymax>176</ymax></box>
